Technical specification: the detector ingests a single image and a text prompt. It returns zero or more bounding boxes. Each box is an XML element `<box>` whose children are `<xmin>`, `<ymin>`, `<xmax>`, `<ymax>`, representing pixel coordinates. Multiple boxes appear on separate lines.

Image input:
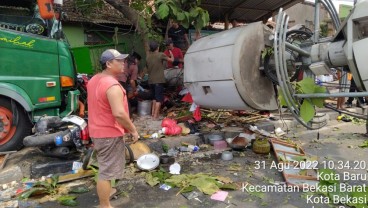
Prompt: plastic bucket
<box><xmin>138</xmin><ymin>100</ymin><xmax>152</xmax><ymax>116</ymax></box>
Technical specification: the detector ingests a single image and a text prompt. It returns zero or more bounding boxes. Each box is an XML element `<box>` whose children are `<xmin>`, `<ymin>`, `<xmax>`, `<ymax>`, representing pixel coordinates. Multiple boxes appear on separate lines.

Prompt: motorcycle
<box><xmin>23</xmin><ymin>115</ymin><xmax>92</xmax><ymax>168</ymax></box>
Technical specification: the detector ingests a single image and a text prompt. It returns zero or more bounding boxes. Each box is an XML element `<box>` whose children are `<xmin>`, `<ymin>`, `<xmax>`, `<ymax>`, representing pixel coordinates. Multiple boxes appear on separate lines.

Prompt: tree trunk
<box><xmin>104</xmin><ymin>0</ymin><xmax>149</xmax><ymax>56</ymax></box>
<box><xmin>165</xmin><ymin>19</ymin><xmax>171</xmax><ymax>40</ymax></box>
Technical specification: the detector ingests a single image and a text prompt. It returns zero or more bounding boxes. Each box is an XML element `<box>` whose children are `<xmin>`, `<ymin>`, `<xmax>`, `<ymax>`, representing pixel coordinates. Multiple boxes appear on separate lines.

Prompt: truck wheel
<box><xmin>0</xmin><ymin>98</ymin><xmax>32</xmax><ymax>151</ymax></box>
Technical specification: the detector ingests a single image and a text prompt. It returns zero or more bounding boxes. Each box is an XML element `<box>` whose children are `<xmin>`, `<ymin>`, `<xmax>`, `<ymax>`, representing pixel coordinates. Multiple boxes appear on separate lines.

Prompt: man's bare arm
<box><xmin>107</xmin><ymin>85</ymin><xmax>139</xmax><ymax>141</ymax></box>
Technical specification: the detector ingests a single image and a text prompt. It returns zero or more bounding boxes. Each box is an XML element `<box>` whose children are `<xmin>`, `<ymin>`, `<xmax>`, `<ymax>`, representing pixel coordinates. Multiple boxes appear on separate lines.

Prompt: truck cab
<box><xmin>0</xmin><ymin>0</ymin><xmax>80</xmax><ymax>151</ymax></box>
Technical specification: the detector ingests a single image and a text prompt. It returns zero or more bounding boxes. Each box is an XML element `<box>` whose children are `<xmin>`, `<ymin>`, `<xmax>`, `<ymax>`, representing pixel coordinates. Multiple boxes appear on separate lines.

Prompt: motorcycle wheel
<box><xmin>125</xmin><ymin>144</ymin><xmax>134</xmax><ymax>164</ymax></box>
<box><xmin>82</xmin><ymin>147</ymin><xmax>94</xmax><ymax>170</ymax></box>
<box><xmin>0</xmin><ymin>98</ymin><xmax>32</xmax><ymax>151</ymax></box>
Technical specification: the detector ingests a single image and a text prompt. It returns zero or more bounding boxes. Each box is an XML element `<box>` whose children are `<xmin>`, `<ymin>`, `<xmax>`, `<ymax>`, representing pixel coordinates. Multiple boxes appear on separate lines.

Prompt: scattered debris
<box><xmin>181</xmin><ymin>191</ymin><xmax>203</xmax><ymax>203</ymax></box>
<box><xmin>210</xmin><ymin>190</ymin><xmax>228</xmax><ymax>202</ymax></box>
<box><xmin>51</xmin><ymin>170</ymin><xmax>94</xmax><ymax>183</ymax></box>
<box><xmin>159</xmin><ymin>184</ymin><xmax>172</xmax><ymax>191</ymax></box>
<box><xmin>0</xmin><ymin>151</ymin><xmax>17</xmax><ymax>170</ymax></box>
<box><xmin>169</xmin><ymin>163</ymin><xmax>181</xmax><ymax>175</ymax></box>
<box><xmin>359</xmin><ymin>140</ymin><xmax>368</xmax><ymax>148</ymax></box>
<box><xmin>270</xmin><ymin>139</ymin><xmax>318</xmax><ymax>187</ymax></box>
<box><xmin>227</xmin><ymin>163</ymin><xmax>242</xmax><ymax>171</ymax></box>
<box><xmin>57</xmin><ymin>195</ymin><xmax>78</xmax><ymax>206</ymax></box>
<box><xmin>274</xmin><ymin>128</ymin><xmax>286</xmax><ymax>137</ymax></box>
<box><xmin>19</xmin><ymin>175</ymin><xmax>60</xmax><ymax>200</ymax></box>
<box><xmin>145</xmin><ymin>170</ymin><xmax>237</xmax><ymax>196</ymax></box>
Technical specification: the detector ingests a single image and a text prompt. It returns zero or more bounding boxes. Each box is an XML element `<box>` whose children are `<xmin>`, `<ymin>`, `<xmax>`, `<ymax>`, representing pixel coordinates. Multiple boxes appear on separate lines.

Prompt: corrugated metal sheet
<box><xmin>63</xmin><ymin>0</ymin><xmax>131</xmax><ymax>25</ymax></box>
<box><xmin>0</xmin><ymin>0</ymin><xmax>132</xmax><ymax>25</ymax></box>
<box><xmin>201</xmin><ymin>0</ymin><xmax>303</xmax><ymax>22</ymax></box>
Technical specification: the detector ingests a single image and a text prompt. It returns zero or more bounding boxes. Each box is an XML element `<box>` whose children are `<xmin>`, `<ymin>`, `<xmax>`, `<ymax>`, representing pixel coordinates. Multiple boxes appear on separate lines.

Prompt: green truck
<box><xmin>0</xmin><ymin>0</ymin><xmax>80</xmax><ymax>151</ymax></box>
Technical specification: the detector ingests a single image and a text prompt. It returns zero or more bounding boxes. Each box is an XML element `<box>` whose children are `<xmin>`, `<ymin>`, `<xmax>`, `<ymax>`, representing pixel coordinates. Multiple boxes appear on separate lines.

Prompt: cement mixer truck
<box><xmin>184</xmin><ymin>0</ymin><xmax>368</xmax><ymax>130</ymax></box>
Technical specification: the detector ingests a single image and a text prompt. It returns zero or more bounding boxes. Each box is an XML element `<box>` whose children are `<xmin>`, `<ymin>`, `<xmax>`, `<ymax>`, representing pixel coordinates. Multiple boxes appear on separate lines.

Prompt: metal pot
<box><xmin>208</xmin><ymin>134</ymin><xmax>223</xmax><ymax>145</ymax></box>
<box><xmin>221</xmin><ymin>151</ymin><xmax>233</xmax><ymax>161</ymax></box>
<box><xmin>138</xmin><ymin>100</ymin><xmax>152</xmax><ymax>116</ymax></box>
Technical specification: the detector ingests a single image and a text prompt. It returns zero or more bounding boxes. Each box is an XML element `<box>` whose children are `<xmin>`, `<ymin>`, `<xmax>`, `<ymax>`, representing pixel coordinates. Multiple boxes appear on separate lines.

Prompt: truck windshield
<box><xmin>0</xmin><ymin>4</ymin><xmax>60</xmax><ymax>39</ymax></box>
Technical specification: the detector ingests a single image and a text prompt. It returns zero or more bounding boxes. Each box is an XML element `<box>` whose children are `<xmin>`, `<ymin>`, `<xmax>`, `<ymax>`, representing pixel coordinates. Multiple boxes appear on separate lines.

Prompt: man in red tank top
<box><xmin>87</xmin><ymin>49</ymin><xmax>139</xmax><ymax>208</ymax></box>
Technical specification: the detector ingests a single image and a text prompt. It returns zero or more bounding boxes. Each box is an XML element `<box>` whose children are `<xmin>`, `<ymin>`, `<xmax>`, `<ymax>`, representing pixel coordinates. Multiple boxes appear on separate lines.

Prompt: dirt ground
<box><xmin>30</xmin><ymin>119</ymin><xmax>368</xmax><ymax>208</ymax></box>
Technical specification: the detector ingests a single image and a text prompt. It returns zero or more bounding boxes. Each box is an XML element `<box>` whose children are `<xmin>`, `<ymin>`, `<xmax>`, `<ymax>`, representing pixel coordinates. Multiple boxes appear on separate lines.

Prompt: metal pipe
<box><xmin>278</xmin><ymin>13</ymin><xmax>296</xmax><ymax>111</ymax></box>
<box><xmin>314</xmin><ymin>0</ymin><xmax>320</xmax><ymax>43</ymax></box>
<box><xmin>294</xmin><ymin>92</ymin><xmax>368</xmax><ymax>98</ymax></box>
<box><xmin>320</xmin><ymin>0</ymin><xmax>340</xmax><ymax>29</ymax></box>
<box><xmin>281</xmin><ymin>15</ymin><xmax>297</xmax><ymax>106</ymax></box>
<box><xmin>285</xmin><ymin>42</ymin><xmax>311</xmax><ymax>57</ymax></box>
<box><xmin>324</xmin><ymin>104</ymin><xmax>367</xmax><ymax>120</ymax></box>
<box><xmin>275</xmin><ymin>10</ymin><xmax>295</xmax><ymax>114</ymax></box>
<box><xmin>276</xmin><ymin>10</ymin><xmax>320</xmax><ymax>129</ymax></box>
<box><xmin>324</xmin><ymin>0</ymin><xmax>340</xmax><ymax>28</ymax></box>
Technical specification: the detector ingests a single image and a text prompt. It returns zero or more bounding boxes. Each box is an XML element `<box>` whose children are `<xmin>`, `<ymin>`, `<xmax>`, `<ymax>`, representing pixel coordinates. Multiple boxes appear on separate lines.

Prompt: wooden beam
<box><xmin>201</xmin><ymin>2</ymin><xmax>271</xmax><ymax>13</ymax></box>
<box><xmin>224</xmin><ymin>0</ymin><xmax>252</xmax><ymax>15</ymax></box>
<box><xmin>255</xmin><ymin>0</ymin><xmax>303</xmax><ymax>22</ymax></box>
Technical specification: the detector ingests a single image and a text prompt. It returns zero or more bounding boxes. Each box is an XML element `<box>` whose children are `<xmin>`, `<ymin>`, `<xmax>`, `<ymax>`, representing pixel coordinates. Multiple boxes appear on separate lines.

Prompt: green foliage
<box><xmin>154</xmin><ymin>0</ymin><xmax>210</xmax><ymax>30</ymax></box>
<box><xmin>162</xmin><ymin>144</ymin><xmax>169</xmax><ymax>153</ymax></box>
<box><xmin>19</xmin><ymin>188</ymin><xmax>48</xmax><ymax>200</ymax></box>
<box><xmin>145</xmin><ymin>173</ymin><xmax>160</xmax><ymax>187</ymax></box>
<box><xmin>359</xmin><ymin>140</ymin><xmax>368</xmax><ymax>148</ymax></box>
<box><xmin>145</xmin><ymin>171</ymin><xmax>237</xmax><ymax>195</ymax></box>
<box><xmin>158</xmin><ymin>4</ymin><xmax>170</xmax><ymax>18</ymax></box>
<box><xmin>19</xmin><ymin>175</ymin><xmax>59</xmax><ymax>199</ymax></box>
<box><xmin>318</xmin><ymin>169</ymin><xmax>339</xmax><ymax>184</ymax></box>
<box><xmin>320</xmin><ymin>23</ymin><xmax>328</xmax><ymax>38</ymax></box>
<box><xmin>297</xmin><ymin>78</ymin><xmax>316</xmax><ymax>94</ymax></box>
<box><xmin>261</xmin><ymin>47</ymin><xmax>274</xmax><ymax>59</ymax></box>
<box><xmin>145</xmin><ymin>168</ymin><xmax>172</xmax><ymax>187</ymax></box>
<box><xmin>188</xmin><ymin>175</ymin><xmax>220</xmax><ymax>195</ymax></box>
<box><xmin>246</xmin><ymin>188</ymin><xmax>265</xmax><ymax>199</ymax></box>
<box><xmin>57</xmin><ymin>195</ymin><xmax>78</xmax><ymax>207</ymax></box>
<box><xmin>300</xmin><ymin>100</ymin><xmax>315</xmax><ymax>123</ymax></box>
<box><xmin>316</xmin><ymin>169</ymin><xmax>368</xmax><ymax>208</ymax></box>
<box><xmin>21</xmin><ymin>177</ymin><xmax>30</xmax><ymax>183</ymax></box>
<box><xmin>348</xmin><ymin>190</ymin><xmax>368</xmax><ymax>208</ymax></box>
<box><xmin>278</xmin><ymin>78</ymin><xmax>327</xmax><ymax>123</ymax></box>
<box><xmin>130</xmin><ymin>0</ymin><xmax>153</xmax><ymax>13</ymax></box>
<box><xmin>88</xmin><ymin>165</ymin><xmax>99</xmax><ymax>183</ymax></box>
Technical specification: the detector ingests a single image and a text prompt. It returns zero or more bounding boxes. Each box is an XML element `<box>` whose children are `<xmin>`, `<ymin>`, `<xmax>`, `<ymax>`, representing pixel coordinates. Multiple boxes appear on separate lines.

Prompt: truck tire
<box><xmin>0</xmin><ymin>98</ymin><xmax>32</xmax><ymax>151</ymax></box>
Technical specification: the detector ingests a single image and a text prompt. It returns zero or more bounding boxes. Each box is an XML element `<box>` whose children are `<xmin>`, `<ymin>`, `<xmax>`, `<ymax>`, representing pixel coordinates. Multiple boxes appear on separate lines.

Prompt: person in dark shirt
<box><xmin>168</xmin><ymin>20</ymin><xmax>190</xmax><ymax>51</ymax></box>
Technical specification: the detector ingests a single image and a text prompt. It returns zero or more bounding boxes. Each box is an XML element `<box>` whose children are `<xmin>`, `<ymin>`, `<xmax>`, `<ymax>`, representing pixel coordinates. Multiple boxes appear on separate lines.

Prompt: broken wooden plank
<box><xmin>47</xmin><ymin>170</ymin><xmax>94</xmax><ymax>184</ymax></box>
<box><xmin>0</xmin><ymin>151</ymin><xmax>17</xmax><ymax>170</ymax></box>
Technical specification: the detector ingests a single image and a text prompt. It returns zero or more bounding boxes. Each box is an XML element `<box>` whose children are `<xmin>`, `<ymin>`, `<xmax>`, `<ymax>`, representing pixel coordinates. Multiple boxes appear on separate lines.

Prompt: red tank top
<box><xmin>87</xmin><ymin>74</ymin><xmax>129</xmax><ymax>138</ymax></box>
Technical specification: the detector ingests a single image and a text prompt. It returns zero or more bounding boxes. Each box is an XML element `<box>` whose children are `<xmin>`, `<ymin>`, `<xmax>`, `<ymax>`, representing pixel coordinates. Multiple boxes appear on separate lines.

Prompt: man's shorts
<box><xmin>150</xmin><ymin>83</ymin><xmax>164</xmax><ymax>103</ymax></box>
<box><xmin>92</xmin><ymin>137</ymin><xmax>125</xmax><ymax>180</ymax></box>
